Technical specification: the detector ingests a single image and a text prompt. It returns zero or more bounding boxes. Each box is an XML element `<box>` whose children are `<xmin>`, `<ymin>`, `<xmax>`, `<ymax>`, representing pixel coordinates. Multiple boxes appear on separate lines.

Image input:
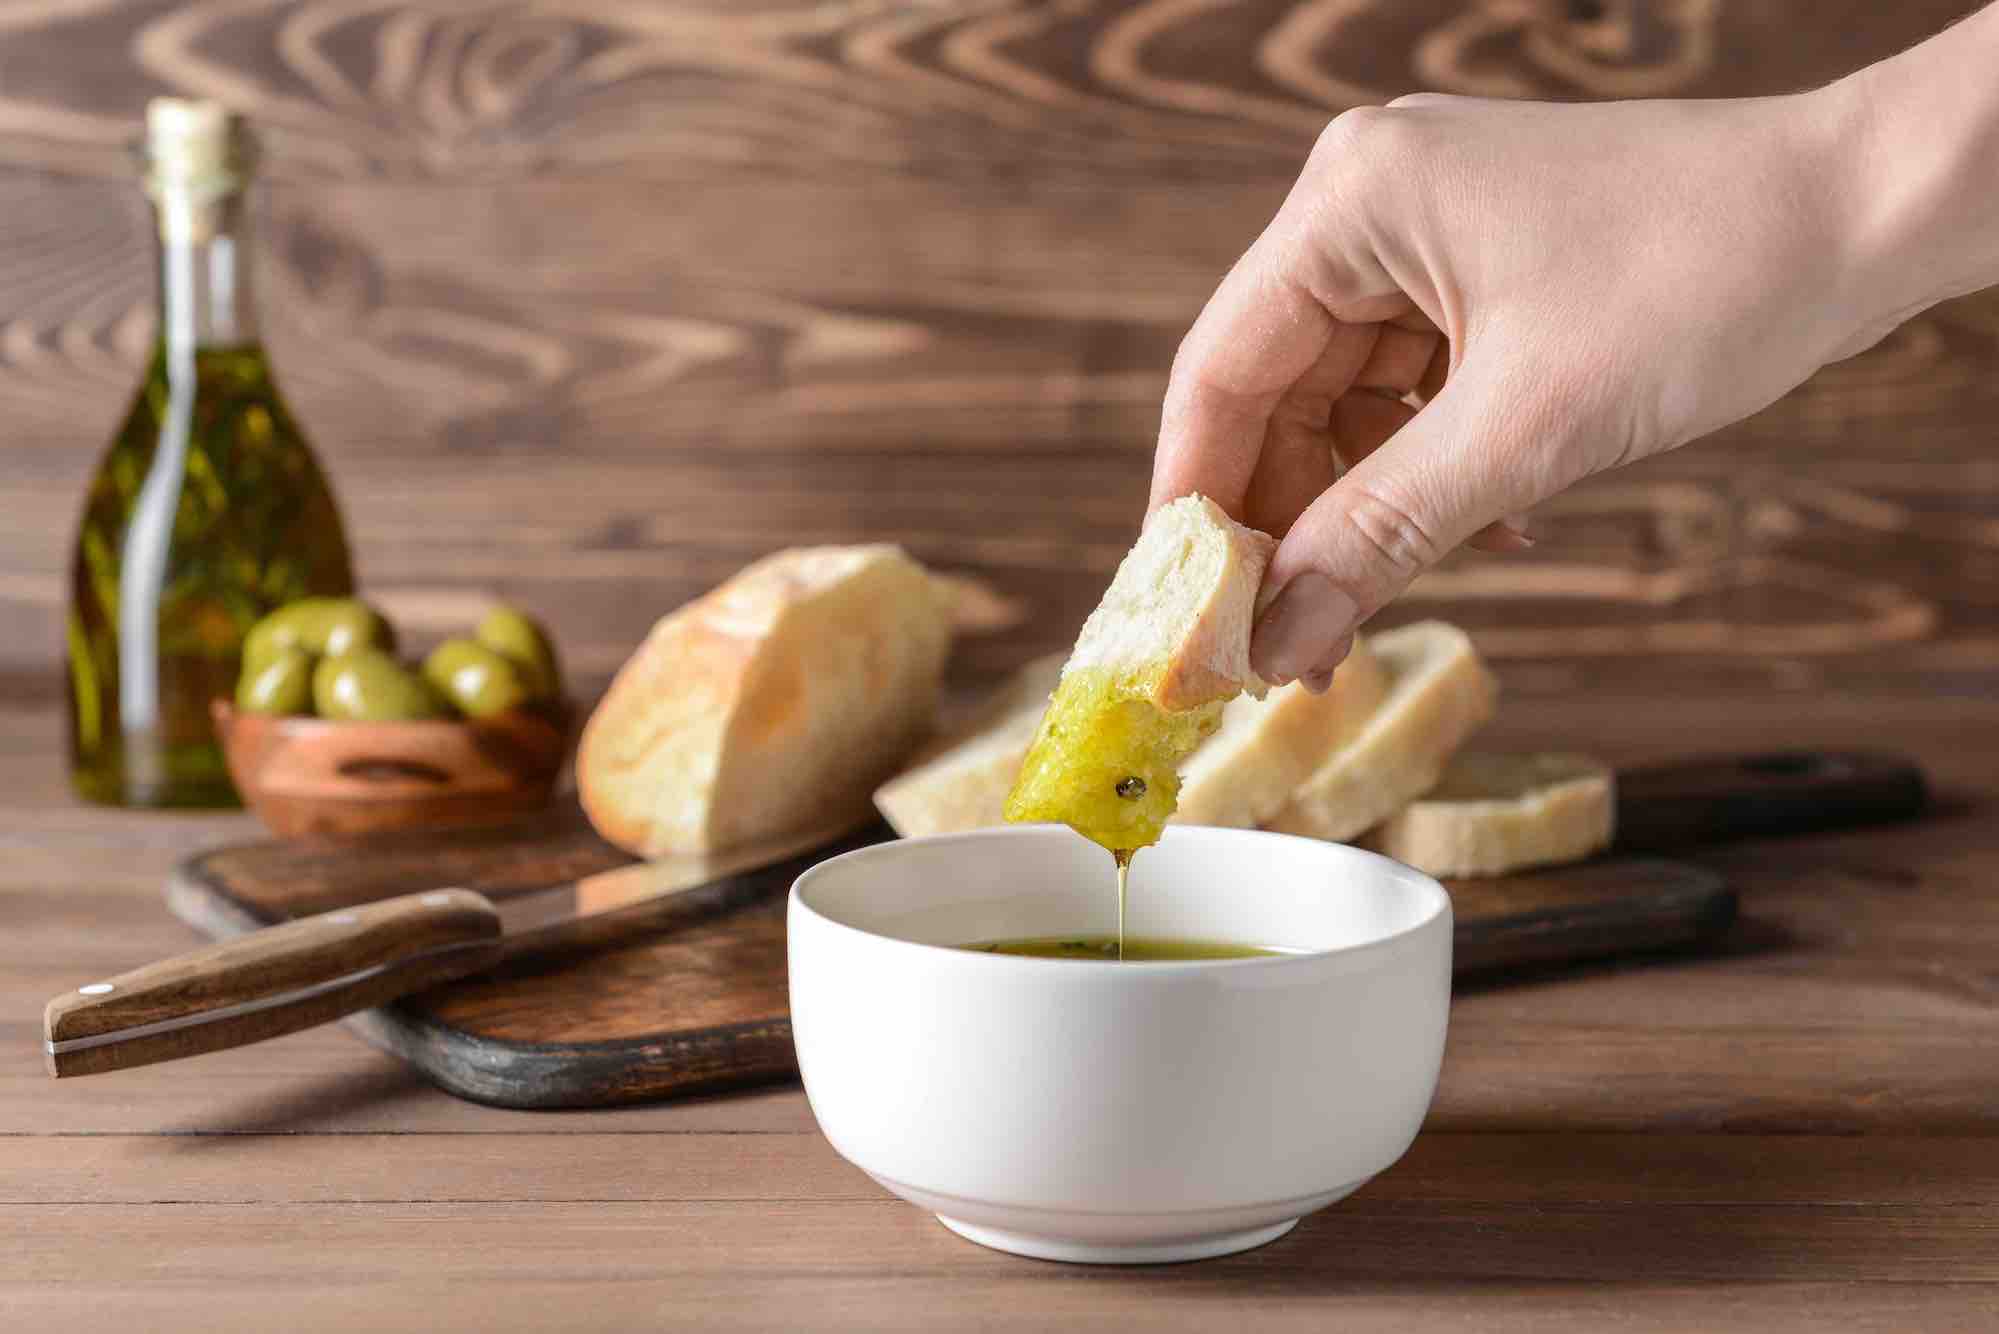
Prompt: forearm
<box><xmin>1826</xmin><ymin>3</ymin><xmax>1999</xmax><ymax>335</ymax></box>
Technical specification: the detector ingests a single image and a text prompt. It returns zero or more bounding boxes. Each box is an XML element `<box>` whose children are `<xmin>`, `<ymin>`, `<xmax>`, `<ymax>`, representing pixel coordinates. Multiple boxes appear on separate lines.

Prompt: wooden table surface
<box><xmin>8</xmin><ymin>672</ymin><xmax>1998</xmax><ymax>1331</ymax></box>
<box><xmin>7</xmin><ymin>0</ymin><xmax>1999</xmax><ymax>1328</ymax></box>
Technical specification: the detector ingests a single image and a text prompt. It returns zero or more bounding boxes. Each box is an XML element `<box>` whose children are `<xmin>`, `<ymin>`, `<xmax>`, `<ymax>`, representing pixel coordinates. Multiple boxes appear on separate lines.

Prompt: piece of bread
<box><xmin>1003</xmin><ymin>495</ymin><xmax>1277</xmax><ymax>852</ymax></box>
<box><xmin>873</xmin><ymin>652</ymin><xmax>1064</xmax><ymax>838</ymax></box>
<box><xmin>880</xmin><ymin>636</ymin><xmax>1387</xmax><ymax>839</ymax></box>
<box><xmin>1266</xmin><ymin>621</ymin><xmax>1499</xmax><ymax>844</ymax></box>
<box><xmin>1362</xmin><ymin>752</ymin><xmax>1615</xmax><ymax>876</ymax></box>
<box><xmin>578</xmin><ymin>544</ymin><xmax>951</xmax><ymax>856</ymax></box>
<box><xmin>1060</xmin><ymin>494</ymin><xmax>1277</xmax><ymax>712</ymax></box>
<box><xmin>1172</xmin><ymin>635</ymin><xmax>1390</xmax><ymax>829</ymax></box>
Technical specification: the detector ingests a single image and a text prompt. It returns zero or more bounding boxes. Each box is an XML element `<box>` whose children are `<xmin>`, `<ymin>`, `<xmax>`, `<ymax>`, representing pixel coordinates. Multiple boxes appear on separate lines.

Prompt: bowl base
<box><xmin>935</xmin><ymin>1214</ymin><xmax>1298</xmax><ymax>1265</ymax></box>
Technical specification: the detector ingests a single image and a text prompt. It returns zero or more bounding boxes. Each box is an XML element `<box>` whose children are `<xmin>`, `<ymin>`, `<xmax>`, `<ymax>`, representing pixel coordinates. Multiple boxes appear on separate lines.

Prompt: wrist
<box><xmin>1815</xmin><ymin>9</ymin><xmax>1999</xmax><ymax>338</ymax></box>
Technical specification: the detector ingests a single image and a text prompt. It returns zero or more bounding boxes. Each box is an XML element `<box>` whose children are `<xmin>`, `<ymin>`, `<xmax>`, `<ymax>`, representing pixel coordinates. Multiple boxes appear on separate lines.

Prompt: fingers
<box><xmin>1151</xmin><ymin>112</ymin><xmax>1420</xmax><ymax>519</ymax></box>
<box><xmin>1240</xmin><ymin>320</ymin><xmax>1438</xmax><ymax>537</ymax></box>
<box><xmin>1242</xmin><ymin>410</ymin><xmax>1341</xmax><ymax>540</ymax></box>
<box><xmin>1466</xmin><ymin>514</ymin><xmax>1535</xmax><ymax>552</ymax></box>
<box><xmin>1416</xmin><ymin>337</ymin><xmax>1451</xmax><ymax>402</ymax></box>
<box><xmin>1354</xmin><ymin>323</ymin><xmax>1439</xmax><ymax>395</ymax></box>
<box><xmin>1300</xmin><ymin>634</ymin><xmax>1354</xmax><ymax>695</ymax></box>
<box><xmin>1250</xmin><ymin>354</ymin><xmax>1570</xmax><ymax>684</ymax></box>
<box><xmin>1149</xmin><ymin>239</ymin><xmax>1339</xmax><ymax>520</ymax></box>
<box><xmin>1328</xmin><ymin>389</ymin><xmax>1416</xmax><ymax>475</ymax></box>
<box><xmin>1240</xmin><ymin>323</ymin><xmax>1378</xmax><ymax>536</ymax></box>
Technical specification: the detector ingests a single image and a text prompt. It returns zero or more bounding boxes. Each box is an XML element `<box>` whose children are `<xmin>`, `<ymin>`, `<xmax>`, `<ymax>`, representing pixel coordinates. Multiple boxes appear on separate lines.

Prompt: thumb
<box><xmin>1248</xmin><ymin>352</ymin><xmax>1574</xmax><ymax>684</ymax></box>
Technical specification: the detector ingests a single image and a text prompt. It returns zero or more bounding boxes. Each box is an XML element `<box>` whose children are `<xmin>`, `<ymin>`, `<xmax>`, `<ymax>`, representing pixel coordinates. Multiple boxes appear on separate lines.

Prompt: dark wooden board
<box><xmin>162</xmin><ymin>751</ymin><xmax>1925</xmax><ymax>1110</ymax></box>
<box><xmin>167</xmin><ymin>813</ymin><xmax>1727</xmax><ymax>1109</ymax></box>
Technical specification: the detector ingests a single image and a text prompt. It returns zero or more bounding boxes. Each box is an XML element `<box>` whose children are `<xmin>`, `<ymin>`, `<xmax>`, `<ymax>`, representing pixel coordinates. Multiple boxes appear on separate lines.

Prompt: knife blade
<box><xmin>44</xmin><ymin>818</ymin><xmax>891</xmax><ymax>1079</ymax></box>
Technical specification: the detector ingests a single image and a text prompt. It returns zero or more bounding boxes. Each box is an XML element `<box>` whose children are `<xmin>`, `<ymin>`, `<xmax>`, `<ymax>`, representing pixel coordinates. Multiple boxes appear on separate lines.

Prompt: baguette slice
<box><xmin>1266</xmin><ymin>621</ymin><xmax>1498</xmax><ymax>843</ymax></box>
<box><xmin>1004</xmin><ymin>495</ymin><xmax>1277</xmax><ymax>852</ymax></box>
<box><xmin>873</xmin><ymin>652</ymin><xmax>1064</xmax><ymax>839</ymax></box>
<box><xmin>1060</xmin><ymin>494</ymin><xmax>1277</xmax><ymax>713</ymax></box>
<box><xmin>1362</xmin><ymin>752</ymin><xmax>1615</xmax><ymax>876</ymax></box>
<box><xmin>578</xmin><ymin>544</ymin><xmax>950</xmax><ymax>857</ymax></box>
<box><xmin>1173</xmin><ymin>635</ymin><xmax>1390</xmax><ymax>828</ymax></box>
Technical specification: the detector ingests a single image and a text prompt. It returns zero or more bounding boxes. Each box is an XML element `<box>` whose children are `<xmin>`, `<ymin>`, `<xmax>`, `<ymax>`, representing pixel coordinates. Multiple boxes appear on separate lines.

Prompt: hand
<box><xmin>1149</xmin><ymin>89</ymin><xmax>1882</xmax><ymax>691</ymax></box>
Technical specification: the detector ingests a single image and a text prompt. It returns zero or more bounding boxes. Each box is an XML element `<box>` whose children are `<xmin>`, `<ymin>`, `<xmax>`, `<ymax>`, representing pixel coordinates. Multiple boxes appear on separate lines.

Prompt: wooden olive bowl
<box><xmin>213</xmin><ymin>699</ymin><xmax>572</xmax><ymax>839</ymax></box>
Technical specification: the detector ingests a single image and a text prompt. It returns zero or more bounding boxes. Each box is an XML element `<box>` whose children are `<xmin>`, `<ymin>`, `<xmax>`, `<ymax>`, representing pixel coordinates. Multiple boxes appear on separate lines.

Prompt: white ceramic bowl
<box><xmin>788</xmin><ymin>824</ymin><xmax>1452</xmax><ymax>1264</ymax></box>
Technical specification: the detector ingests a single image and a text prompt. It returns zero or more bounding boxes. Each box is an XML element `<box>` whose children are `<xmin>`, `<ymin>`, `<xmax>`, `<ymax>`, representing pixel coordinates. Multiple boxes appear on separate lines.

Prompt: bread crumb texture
<box><xmin>1003</xmin><ymin>494</ymin><xmax>1275</xmax><ymax>852</ymax></box>
<box><xmin>1003</xmin><ymin>667</ymin><xmax>1222</xmax><ymax>852</ymax></box>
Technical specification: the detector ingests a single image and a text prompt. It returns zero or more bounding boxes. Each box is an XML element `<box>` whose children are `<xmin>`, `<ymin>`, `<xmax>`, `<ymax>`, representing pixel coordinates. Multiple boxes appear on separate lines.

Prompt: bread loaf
<box><xmin>1266</xmin><ymin>621</ymin><xmax>1498</xmax><ymax>844</ymax></box>
<box><xmin>1364</xmin><ymin>752</ymin><xmax>1615</xmax><ymax>876</ymax></box>
<box><xmin>578</xmin><ymin>544</ymin><xmax>950</xmax><ymax>857</ymax></box>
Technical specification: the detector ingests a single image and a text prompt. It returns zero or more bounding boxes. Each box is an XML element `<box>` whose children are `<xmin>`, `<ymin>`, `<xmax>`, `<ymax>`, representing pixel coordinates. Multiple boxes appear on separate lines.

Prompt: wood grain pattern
<box><xmin>1612</xmin><ymin>750</ymin><xmax>1929</xmax><ymax>852</ymax></box>
<box><xmin>6</xmin><ymin>2</ymin><xmax>1999</xmax><ymax>1326</ymax></box>
<box><xmin>4</xmin><ymin>1</ymin><xmax>1996</xmax><ymax>701</ymax></box>
<box><xmin>7</xmin><ymin>674</ymin><xmax>1999</xmax><ymax>1325</ymax></box>
<box><xmin>44</xmin><ymin>886</ymin><xmax>500</xmax><ymax>1077</ymax></box>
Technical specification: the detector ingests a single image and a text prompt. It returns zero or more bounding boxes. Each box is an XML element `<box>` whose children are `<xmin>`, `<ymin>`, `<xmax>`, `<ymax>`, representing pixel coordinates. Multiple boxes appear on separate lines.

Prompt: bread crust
<box><xmin>1363</xmin><ymin>752</ymin><xmax>1615</xmax><ymax>876</ymax></box>
<box><xmin>1174</xmin><ymin>636</ymin><xmax>1389</xmax><ymax>828</ymax></box>
<box><xmin>1266</xmin><ymin>621</ymin><xmax>1498</xmax><ymax>843</ymax></box>
<box><xmin>873</xmin><ymin>653</ymin><xmax>1063</xmax><ymax>838</ymax></box>
<box><xmin>579</xmin><ymin>545</ymin><xmax>949</xmax><ymax>856</ymax></box>
<box><xmin>1063</xmin><ymin>495</ymin><xmax>1277</xmax><ymax>710</ymax></box>
<box><xmin>1151</xmin><ymin>497</ymin><xmax>1277</xmax><ymax>709</ymax></box>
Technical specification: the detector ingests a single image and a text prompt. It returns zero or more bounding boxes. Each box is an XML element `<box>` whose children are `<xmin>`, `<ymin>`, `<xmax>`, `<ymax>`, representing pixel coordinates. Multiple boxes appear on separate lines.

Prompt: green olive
<box><xmin>245</xmin><ymin>598</ymin><xmax>396</xmax><ymax>672</ymax></box>
<box><xmin>235</xmin><ymin>646</ymin><xmax>313</xmax><ymax>716</ymax></box>
<box><xmin>474</xmin><ymin>605</ymin><xmax>561</xmax><ymax>701</ymax></box>
<box><xmin>312</xmin><ymin>648</ymin><xmax>445</xmax><ymax>722</ymax></box>
<box><xmin>422</xmin><ymin>638</ymin><xmax>529</xmax><ymax>719</ymax></box>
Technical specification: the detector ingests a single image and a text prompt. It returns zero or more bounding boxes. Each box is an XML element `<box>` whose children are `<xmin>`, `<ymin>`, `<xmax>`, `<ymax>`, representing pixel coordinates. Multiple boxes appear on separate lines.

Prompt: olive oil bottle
<box><xmin>66</xmin><ymin>100</ymin><xmax>354</xmax><ymax>807</ymax></box>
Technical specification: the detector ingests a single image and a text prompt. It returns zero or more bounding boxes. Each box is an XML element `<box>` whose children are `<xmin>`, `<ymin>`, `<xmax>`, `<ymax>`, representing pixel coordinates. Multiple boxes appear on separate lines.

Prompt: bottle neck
<box><xmin>149</xmin><ymin>183</ymin><xmax>257</xmax><ymax>351</ymax></box>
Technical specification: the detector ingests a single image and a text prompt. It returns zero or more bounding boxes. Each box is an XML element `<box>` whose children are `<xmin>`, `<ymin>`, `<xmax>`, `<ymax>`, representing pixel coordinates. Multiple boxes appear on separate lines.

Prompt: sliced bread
<box><xmin>873</xmin><ymin>652</ymin><xmax>1064</xmax><ymax>839</ymax></box>
<box><xmin>1173</xmin><ymin>635</ymin><xmax>1390</xmax><ymax>828</ymax></box>
<box><xmin>1058</xmin><ymin>494</ymin><xmax>1277</xmax><ymax>712</ymax></box>
<box><xmin>1266</xmin><ymin>621</ymin><xmax>1498</xmax><ymax>844</ymax></box>
<box><xmin>1004</xmin><ymin>495</ymin><xmax>1277</xmax><ymax>852</ymax></box>
<box><xmin>880</xmin><ymin>636</ymin><xmax>1388</xmax><ymax>838</ymax></box>
<box><xmin>1363</xmin><ymin>752</ymin><xmax>1615</xmax><ymax>876</ymax></box>
<box><xmin>578</xmin><ymin>544</ymin><xmax>950</xmax><ymax>856</ymax></box>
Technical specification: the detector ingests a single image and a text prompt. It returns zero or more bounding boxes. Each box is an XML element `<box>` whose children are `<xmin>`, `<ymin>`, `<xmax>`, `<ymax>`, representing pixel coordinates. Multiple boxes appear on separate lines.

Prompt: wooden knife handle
<box><xmin>44</xmin><ymin>889</ymin><xmax>502</xmax><ymax>1078</ymax></box>
<box><xmin>1614</xmin><ymin>750</ymin><xmax>1928</xmax><ymax>853</ymax></box>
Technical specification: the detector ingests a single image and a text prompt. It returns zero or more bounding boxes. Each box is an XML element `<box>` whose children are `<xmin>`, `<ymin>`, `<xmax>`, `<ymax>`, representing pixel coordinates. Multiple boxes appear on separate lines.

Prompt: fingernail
<box><xmin>1499</xmin><ymin>515</ymin><xmax>1535</xmax><ymax>549</ymax></box>
<box><xmin>1251</xmin><ymin>574</ymin><xmax>1358</xmax><ymax>684</ymax></box>
<box><xmin>1301</xmin><ymin>670</ymin><xmax>1335</xmax><ymax>695</ymax></box>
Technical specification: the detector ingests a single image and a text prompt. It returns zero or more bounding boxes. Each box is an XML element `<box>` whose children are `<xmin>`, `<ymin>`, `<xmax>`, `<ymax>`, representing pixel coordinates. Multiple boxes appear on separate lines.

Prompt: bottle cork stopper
<box><xmin>144</xmin><ymin>97</ymin><xmax>253</xmax><ymax>189</ymax></box>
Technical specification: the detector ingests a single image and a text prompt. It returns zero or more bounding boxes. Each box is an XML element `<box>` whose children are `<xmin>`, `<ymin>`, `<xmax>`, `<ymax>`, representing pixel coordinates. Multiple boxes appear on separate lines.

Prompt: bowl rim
<box><xmin>211</xmin><ymin>696</ymin><xmax>574</xmax><ymax>735</ymax></box>
<box><xmin>789</xmin><ymin>823</ymin><xmax>1451</xmax><ymax>976</ymax></box>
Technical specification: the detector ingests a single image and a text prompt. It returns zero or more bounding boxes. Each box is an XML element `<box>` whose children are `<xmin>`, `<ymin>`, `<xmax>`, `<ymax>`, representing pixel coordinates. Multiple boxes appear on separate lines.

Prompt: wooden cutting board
<box><xmin>167</xmin><ymin>751</ymin><xmax>1924</xmax><ymax>1110</ymax></box>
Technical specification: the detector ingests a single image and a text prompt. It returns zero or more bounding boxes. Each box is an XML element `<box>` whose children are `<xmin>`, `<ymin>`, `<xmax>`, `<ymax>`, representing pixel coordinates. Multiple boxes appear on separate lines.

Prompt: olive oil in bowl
<box><xmin>962</xmin><ymin>936</ymin><xmax>1289</xmax><ymax>962</ymax></box>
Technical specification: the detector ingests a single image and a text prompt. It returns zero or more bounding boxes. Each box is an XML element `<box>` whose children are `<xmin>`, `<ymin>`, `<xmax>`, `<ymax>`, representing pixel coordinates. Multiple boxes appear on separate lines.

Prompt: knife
<box><xmin>44</xmin><ymin>818</ymin><xmax>891</xmax><ymax>1078</ymax></box>
<box><xmin>46</xmin><ymin>749</ymin><xmax>1927</xmax><ymax>1079</ymax></box>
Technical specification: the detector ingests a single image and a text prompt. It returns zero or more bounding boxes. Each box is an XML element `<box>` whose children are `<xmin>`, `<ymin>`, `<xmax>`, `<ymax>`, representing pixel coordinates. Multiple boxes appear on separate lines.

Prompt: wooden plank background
<box><xmin>7</xmin><ymin>8</ymin><xmax>1999</xmax><ymax>1324</ymax></box>
<box><xmin>4</xmin><ymin>0</ymin><xmax>1995</xmax><ymax>707</ymax></box>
